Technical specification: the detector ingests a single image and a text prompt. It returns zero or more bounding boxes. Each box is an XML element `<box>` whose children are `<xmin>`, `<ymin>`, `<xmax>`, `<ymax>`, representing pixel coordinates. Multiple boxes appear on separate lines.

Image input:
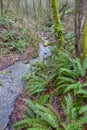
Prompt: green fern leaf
<box><xmin>79</xmin><ymin>105</ymin><xmax>87</xmax><ymax>114</ymax></box>
<box><xmin>64</xmin><ymin>82</ymin><xmax>82</xmax><ymax>94</ymax></box>
<box><xmin>27</xmin><ymin>128</ymin><xmax>50</xmax><ymax>130</ymax></box>
<box><xmin>38</xmin><ymin>94</ymin><xmax>50</xmax><ymax>105</ymax></box>
<box><xmin>58</xmin><ymin>68</ymin><xmax>77</xmax><ymax>78</ymax></box>
<box><xmin>76</xmin><ymin>90</ymin><xmax>87</xmax><ymax>97</ymax></box>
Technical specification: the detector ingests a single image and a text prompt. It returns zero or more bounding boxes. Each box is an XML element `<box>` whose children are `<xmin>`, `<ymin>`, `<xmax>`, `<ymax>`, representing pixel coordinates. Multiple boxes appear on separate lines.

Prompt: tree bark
<box><xmin>75</xmin><ymin>0</ymin><xmax>87</xmax><ymax>58</ymax></box>
<box><xmin>0</xmin><ymin>0</ymin><xmax>3</xmax><ymax>16</ymax></box>
<box><xmin>46</xmin><ymin>0</ymin><xmax>51</xmax><ymax>20</ymax></box>
<box><xmin>50</xmin><ymin>0</ymin><xmax>65</xmax><ymax>51</ymax></box>
<box><xmin>32</xmin><ymin>0</ymin><xmax>37</xmax><ymax>20</ymax></box>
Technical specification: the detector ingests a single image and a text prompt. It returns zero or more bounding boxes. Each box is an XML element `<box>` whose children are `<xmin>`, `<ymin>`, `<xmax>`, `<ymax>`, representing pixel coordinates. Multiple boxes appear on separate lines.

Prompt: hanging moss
<box><xmin>82</xmin><ymin>15</ymin><xmax>87</xmax><ymax>60</ymax></box>
<box><xmin>50</xmin><ymin>0</ymin><xmax>65</xmax><ymax>51</ymax></box>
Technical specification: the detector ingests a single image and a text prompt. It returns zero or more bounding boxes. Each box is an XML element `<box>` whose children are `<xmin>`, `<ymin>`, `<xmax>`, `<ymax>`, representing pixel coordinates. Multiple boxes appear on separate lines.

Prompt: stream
<box><xmin>0</xmin><ymin>32</ymin><xmax>52</xmax><ymax>130</ymax></box>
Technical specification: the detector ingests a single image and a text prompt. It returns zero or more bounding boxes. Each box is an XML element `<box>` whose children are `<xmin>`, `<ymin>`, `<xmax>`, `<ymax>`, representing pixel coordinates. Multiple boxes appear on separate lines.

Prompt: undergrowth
<box><xmin>14</xmin><ymin>41</ymin><xmax>87</xmax><ymax>129</ymax></box>
<box><xmin>0</xmin><ymin>15</ymin><xmax>33</xmax><ymax>54</ymax></box>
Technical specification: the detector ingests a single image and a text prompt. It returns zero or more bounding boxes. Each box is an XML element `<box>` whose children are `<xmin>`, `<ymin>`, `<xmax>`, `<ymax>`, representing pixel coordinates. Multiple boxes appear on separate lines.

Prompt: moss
<box><xmin>54</xmin><ymin>24</ymin><xmax>65</xmax><ymax>51</ymax></box>
<box><xmin>50</xmin><ymin>0</ymin><xmax>65</xmax><ymax>51</ymax></box>
<box><xmin>50</xmin><ymin>0</ymin><xmax>60</xmax><ymax>24</ymax></box>
<box><xmin>82</xmin><ymin>15</ymin><xmax>87</xmax><ymax>60</ymax></box>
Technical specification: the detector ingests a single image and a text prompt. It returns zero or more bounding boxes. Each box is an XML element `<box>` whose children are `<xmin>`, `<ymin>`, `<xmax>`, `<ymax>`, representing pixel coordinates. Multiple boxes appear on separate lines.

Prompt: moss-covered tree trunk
<box><xmin>50</xmin><ymin>0</ymin><xmax>65</xmax><ymax>51</ymax></box>
<box><xmin>75</xmin><ymin>0</ymin><xmax>87</xmax><ymax>59</ymax></box>
<box><xmin>82</xmin><ymin>2</ymin><xmax>87</xmax><ymax>60</ymax></box>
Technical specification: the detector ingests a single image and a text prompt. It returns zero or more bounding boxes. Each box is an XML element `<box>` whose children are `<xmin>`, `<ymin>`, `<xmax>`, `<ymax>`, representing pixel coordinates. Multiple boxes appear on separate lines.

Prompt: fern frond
<box><xmin>47</xmin><ymin>104</ymin><xmax>61</xmax><ymax>121</ymax></box>
<box><xmin>64</xmin><ymin>82</ymin><xmax>82</xmax><ymax>94</ymax></box>
<box><xmin>24</xmin><ymin>100</ymin><xmax>59</xmax><ymax>130</ymax></box>
<box><xmin>76</xmin><ymin>90</ymin><xmax>87</xmax><ymax>97</ymax></box>
<box><xmin>82</xmin><ymin>83</ymin><xmax>87</xmax><ymax>88</ymax></box>
<box><xmin>82</xmin><ymin>58</ymin><xmax>87</xmax><ymax>75</ymax></box>
<box><xmin>80</xmin><ymin>115</ymin><xmax>87</xmax><ymax>124</ymax></box>
<box><xmin>38</xmin><ymin>94</ymin><xmax>50</xmax><ymax>105</ymax></box>
<box><xmin>74</xmin><ymin>58</ymin><xmax>83</xmax><ymax>76</ymax></box>
<box><xmin>58</xmin><ymin>68</ymin><xmax>77</xmax><ymax>79</ymax></box>
<box><xmin>72</xmin><ymin>58</ymin><xmax>87</xmax><ymax>77</ymax></box>
<box><xmin>24</xmin><ymin>99</ymin><xmax>38</xmax><ymax>112</ymax></box>
<box><xmin>57</xmin><ymin>76</ymin><xmax>75</xmax><ymax>83</ymax></box>
<box><xmin>64</xmin><ymin>94</ymin><xmax>77</xmax><ymax>122</ymax></box>
<box><xmin>24</xmin><ymin>106</ymin><xmax>34</xmax><ymax>117</ymax></box>
<box><xmin>26</xmin><ymin>73</ymin><xmax>49</xmax><ymax>95</ymax></box>
<box><xmin>61</xmin><ymin>121</ymin><xmax>82</xmax><ymax>130</ymax></box>
<box><xmin>27</xmin><ymin>128</ymin><xmax>50</xmax><ymax>130</ymax></box>
<box><xmin>79</xmin><ymin>105</ymin><xmax>87</xmax><ymax>114</ymax></box>
<box><xmin>14</xmin><ymin>118</ymin><xmax>43</xmax><ymax>128</ymax></box>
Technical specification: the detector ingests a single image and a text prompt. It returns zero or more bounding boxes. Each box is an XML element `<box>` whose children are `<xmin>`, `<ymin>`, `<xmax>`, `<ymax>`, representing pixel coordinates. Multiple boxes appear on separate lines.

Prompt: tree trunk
<box><xmin>5</xmin><ymin>0</ymin><xmax>10</xmax><ymax>15</ymax></box>
<box><xmin>32</xmin><ymin>0</ymin><xmax>37</xmax><ymax>21</ymax></box>
<box><xmin>75</xmin><ymin>0</ymin><xmax>87</xmax><ymax>59</ymax></box>
<box><xmin>46</xmin><ymin>0</ymin><xmax>51</xmax><ymax>20</ymax></box>
<box><xmin>50</xmin><ymin>0</ymin><xmax>65</xmax><ymax>51</ymax></box>
<box><xmin>0</xmin><ymin>0</ymin><xmax>3</xmax><ymax>16</ymax></box>
<box><xmin>82</xmin><ymin>14</ymin><xmax>87</xmax><ymax>60</ymax></box>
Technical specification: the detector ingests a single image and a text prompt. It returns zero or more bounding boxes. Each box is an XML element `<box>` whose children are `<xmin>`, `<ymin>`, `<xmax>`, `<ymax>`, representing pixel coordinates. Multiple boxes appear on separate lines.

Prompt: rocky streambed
<box><xmin>0</xmin><ymin>32</ymin><xmax>52</xmax><ymax>130</ymax></box>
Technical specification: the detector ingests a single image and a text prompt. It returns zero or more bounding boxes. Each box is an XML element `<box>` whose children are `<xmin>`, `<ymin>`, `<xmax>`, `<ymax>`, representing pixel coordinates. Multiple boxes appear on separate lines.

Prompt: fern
<box><xmin>25</xmin><ymin>73</ymin><xmax>49</xmax><ymax>95</ymax></box>
<box><xmin>64</xmin><ymin>82</ymin><xmax>82</xmax><ymax>95</ymax></box>
<box><xmin>58</xmin><ymin>51</ymin><xmax>73</xmax><ymax>67</ymax></box>
<box><xmin>27</xmin><ymin>128</ymin><xmax>50</xmax><ymax>130</ymax></box>
<box><xmin>64</xmin><ymin>94</ymin><xmax>77</xmax><ymax>122</ymax></box>
<box><xmin>14</xmin><ymin>100</ymin><xmax>60</xmax><ymax>130</ymax></box>
<box><xmin>79</xmin><ymin>105</ymin><xmax>87</xmax><ymax>114</ymax></box>
<box><xmin>14</xmin><ymin>93</ymin><xmax>87</xmax><ymax>130</ymax></box>
<box><xmin>35</xmin><ymin>60</ymin><xmax>47</xmax><ymax>73</ymax></box>
<box><xmin>19</xmin><ymin>50</ymin><xmax>87</xmax><ymax>130</ymax></box>
<box><xmin>61</xmin><ymin>121</ymin><xmax>82</xmax><ymax>130</ymax></box>
<box><xmin>38</xmin><ymin>94</ymin><xmax>50</xmax><ymax>105</ymax></box>
<box><xmin>80</xmin><ymin>115</ymin><xmax>87</xmax><ymax>124</ymax></box>
<box><xmin>76</xmin><ymin>90</ymin><xmax>87</xmax><ymax>97</ymax></box>
<box><xmin>53</xmin><ymin>53</ymin><xmax>87</xmax><ymax>96</ymax></box>
<box><xmin>82</xmin><ymin>58</ymin><xmax>87</xmax><ymax>74</ymax></box>
<box><xmin>72</xmin><ymin>58</ymin><xmax>87</xmax><ymax>77</ymax></box>
<box><xmin>56</xmin><ymin>76</ymin><xmax>76</xmax><ymax>95</ymax></box>
<box><xmin>61</xmin><ymin>94</ymin><xmax>85</xmax><ymax>130</ymax></box>
<box><xmin>58</xmin><ymin>67</ymin><xmax>78</xmax><ymax>79</ymax></box>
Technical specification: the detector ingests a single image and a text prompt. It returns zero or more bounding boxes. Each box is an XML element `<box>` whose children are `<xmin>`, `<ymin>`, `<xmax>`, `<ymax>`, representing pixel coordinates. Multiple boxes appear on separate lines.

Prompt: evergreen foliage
<box><xmin>14</xmin><ymin>50</ymin><xmax>87</xmax><ymax>130</ymax></box>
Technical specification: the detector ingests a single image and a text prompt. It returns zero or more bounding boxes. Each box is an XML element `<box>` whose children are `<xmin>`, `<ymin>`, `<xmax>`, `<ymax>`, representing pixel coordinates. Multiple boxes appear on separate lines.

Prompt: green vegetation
<box><xmin>14</xmin><ymin>44</ymin><xmax>87</xmax><ymax>129</ymax></box>
<box><xmin>14</xmin><ymin>100</ymin><xmax>59</xmax><ymax>130</ymax></box>
<box><xmin>0</xmin><ymin>0</ymin><xmax>87</xmax><ymax>130</ymax></box>
<box><xmin>0</xmin><ymin>16</ymin><xmax>33</xmax><ymax>55</ymax></box>
<box><xmin>13</xmin><ymin>2</ymin><xmax>87</xmax><ymax>126</ymax></box>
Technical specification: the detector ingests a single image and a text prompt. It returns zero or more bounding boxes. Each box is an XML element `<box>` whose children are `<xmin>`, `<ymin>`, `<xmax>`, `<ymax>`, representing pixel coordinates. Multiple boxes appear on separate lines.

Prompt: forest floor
<box><xmin>0</xmin><ymin>46</ymin><xmax>35</xmax><ymax>70</ymax></box>
<box><xmin>0</xmin><ymin>13</ymin><xmax>74</xmax><ymax>70</ymax></box>
<box><xmin>0</xmin><ymin>16</ymin><xmax>41</xmax><ymax>70</ymax></box>
<box><xmin>0</xmin><ymin>13</ymin><xmax>74</xmax><ymax>129</ymax></box>
<box><xmin>9</xmin><ymin>14</ymin><xmax>74</xmax><ymax>128</ymax></box>
<box><xmin>0</xmin><ymin>17</ymin><xmax>53</xmax><ymax>129</ymax></box>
